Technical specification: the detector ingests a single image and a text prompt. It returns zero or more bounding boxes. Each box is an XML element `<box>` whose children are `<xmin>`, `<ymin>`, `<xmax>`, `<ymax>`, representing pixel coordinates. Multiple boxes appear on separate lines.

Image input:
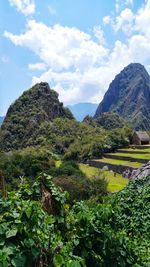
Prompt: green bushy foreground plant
<box><xmin>0</xmin><ymin>174</ymin><xmax>149</xmax><ymax>266</ymax></box>
<box><xmin>0</xmin><ymin>149</ymin><xmax>108</xmax><ymax>202</ymax></box>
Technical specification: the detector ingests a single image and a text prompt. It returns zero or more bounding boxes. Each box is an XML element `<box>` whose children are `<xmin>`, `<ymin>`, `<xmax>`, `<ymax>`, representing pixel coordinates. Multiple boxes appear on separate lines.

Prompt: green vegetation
<box><xmin>0</xmin><ymin>149</ymin><xmax>108</xmax><ymax>202</ymax></box>
<box><xmin>99</xmin><ymin>158</ymin><xmax>142</xmax><ymax>168</ymax></box>
<box><xmin>0</xmin><ymin>113</ymin><xmax>131</xmax><ymax>162</ymax></box>
<box><xmin>80</xmin><ymin>164</ymin><xmax>128</xmax><ymax>192</ymax></box>
<box><xmin>0</xmin><ymin>174</ymin><xmax>149</xmax><ymax>266</ymax></box>
<box><xmin>0</xmin><ymin>83</ymin><xmax>73</xmax><ymax>151</ymax></box>
<box><xmin>0</xmin><ymin>83</ymin><xmax>132</xmax><ymax>162</ymax></box>
<box><xmin>0</xmin><ymin>81</ymin><xmax>149</xmax><ymax>266</ymax></box>
<box><xmin>95</xmin><ymin>112</ymin><xmax>129</xmax><ymax>130</ymax></box>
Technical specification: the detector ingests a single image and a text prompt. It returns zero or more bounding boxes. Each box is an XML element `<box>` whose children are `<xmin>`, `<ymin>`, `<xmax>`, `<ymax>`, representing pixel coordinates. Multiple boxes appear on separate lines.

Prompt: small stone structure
<box><xmin>132</xmin><ymin>131</ymin><xmax>150</xmax><ymax>145</ymax></box>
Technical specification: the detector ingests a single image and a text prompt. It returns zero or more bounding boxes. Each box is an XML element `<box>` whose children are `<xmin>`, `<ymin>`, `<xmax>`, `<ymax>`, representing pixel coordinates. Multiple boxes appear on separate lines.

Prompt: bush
<box><xmin>0</xmin><ymin>148</ymin><xmax>56</xmax><ymax>186</ymax></box>
<box><xmin>54</xmin><ymin>169</ymin><xmax>108</xmax><ymax>203</ymax></box>
<box><xmin>56</xmin><ymin>161</ymin><xmax>84</xmax><ymax>177</ymax></box>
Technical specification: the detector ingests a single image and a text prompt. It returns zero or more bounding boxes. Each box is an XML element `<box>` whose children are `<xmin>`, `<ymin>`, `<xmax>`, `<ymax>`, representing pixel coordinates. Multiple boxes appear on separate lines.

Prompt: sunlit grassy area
<box><xmin>98</xmin><ymin>158</ymin><xmax>142</xmax><ymax>168</ymax></box>
<box><xmin>55</xmin><ymin>160</ymin><xmax>62</xmax><ymax>168</ymax></box>
<box><xmin>109</xmin><ymin>152</ymin><xmax>150</xmax><ymax>160</ymax></box>
<box><xmin>80</xmin><ymin>163</ymin><xmax>128</xmax><ymax>192</ymax></box>
<box><xmin>118</xmin><ymin>148</ymin><xmax>150</xmax><ymax>153</ymax></box>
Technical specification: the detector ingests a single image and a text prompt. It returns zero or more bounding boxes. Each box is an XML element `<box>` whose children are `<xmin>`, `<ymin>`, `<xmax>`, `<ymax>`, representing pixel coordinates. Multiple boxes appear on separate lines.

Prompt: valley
<box><xmin>1</xmin><ymin>0</ymin><xmax>150</xmax><ymax>265</ymax></box>
<box><xmin>0</xmin><ymin>65</ymin><xmax>150</xmax><ymax>266</ymax></box>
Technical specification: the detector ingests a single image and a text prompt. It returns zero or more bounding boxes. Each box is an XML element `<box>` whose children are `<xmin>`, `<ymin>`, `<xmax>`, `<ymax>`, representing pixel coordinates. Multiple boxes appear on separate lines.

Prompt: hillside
<box><xmin>0</xmin><ymin>82</ymin><xmax>73</xmax><ymax>151</ymax></box>
<box><xmin>95</xmin><ymin>112</ymin><xmax>128</xmax><ymax>130</ymax></box>
<box><xmin>67</xmin><ymin>103</ymin><xmax>98</xmax><ymax>121</ymax></box>
<box><xmin>94</xmin><ymin>63</ymin><xmax>150</xmax><ymax>130</ymax></box>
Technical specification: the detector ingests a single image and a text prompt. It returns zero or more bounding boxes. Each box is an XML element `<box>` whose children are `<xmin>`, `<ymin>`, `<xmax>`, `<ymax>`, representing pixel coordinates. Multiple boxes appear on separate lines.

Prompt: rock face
<box><xmin>0</xmin><ymin>82</ymin><xmax>74</xmax><ymax>151</ymax></box>
<box><xmin>130</xmin><ymin>161</ymin><xmax>150</xmax><ymax>180</ymax></box>
<box><xmin>94</xmin><ymin>63</ymin><xmax>150</xmax><ymax>130</ymax></box>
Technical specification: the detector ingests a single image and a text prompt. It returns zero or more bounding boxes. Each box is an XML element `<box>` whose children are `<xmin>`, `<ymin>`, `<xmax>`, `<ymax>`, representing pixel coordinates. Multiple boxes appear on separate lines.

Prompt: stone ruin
<box><xmin>129</xmin><ymin>161</ymin><xmax>150</xmax><ymax>180</ymax></box>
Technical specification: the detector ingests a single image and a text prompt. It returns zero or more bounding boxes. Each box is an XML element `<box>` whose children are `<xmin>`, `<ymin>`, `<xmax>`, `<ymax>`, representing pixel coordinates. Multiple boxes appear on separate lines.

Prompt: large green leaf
<box><xmin>6</xmin><ymin>228</ymin><xmax>18</xmax><ymax>238</ymax></box>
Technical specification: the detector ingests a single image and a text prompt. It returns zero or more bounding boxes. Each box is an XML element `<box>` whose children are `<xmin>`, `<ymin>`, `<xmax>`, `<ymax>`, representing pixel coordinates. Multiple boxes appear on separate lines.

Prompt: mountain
<box><xmin>67</xmin><ymin>103</ymin><xmax>98</xmax><ymax>121</ymax></box>
<box><xmin>95</xmin><ymin>112</ymin><xmax>128</xmax><ymax>130</ymax></box>
<box><xmin>94</xmin><ymin>63</ymin><xmax>150</xmax><ymax>130</ymax></box>
<box><xmin>0</xmin><ymin>116</ymin><xmax>4</xmax><ymax>126</ymax></box>
<box><xmin>0</xmin><ymin>82</ymin><xmax>74</xmax><ymax>151</ymax></box>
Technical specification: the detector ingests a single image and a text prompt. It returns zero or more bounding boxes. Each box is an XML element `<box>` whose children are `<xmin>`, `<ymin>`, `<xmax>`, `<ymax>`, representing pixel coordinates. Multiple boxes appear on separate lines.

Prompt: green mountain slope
<box><xmin>94</xmin><ymin>63</ymin><xmax>150</xmax><ymax>130</ymax></box>
<box><xmin>0</xmin><ymin>82</ymin><xmax>73</xmax><ymax>151</ymax></box>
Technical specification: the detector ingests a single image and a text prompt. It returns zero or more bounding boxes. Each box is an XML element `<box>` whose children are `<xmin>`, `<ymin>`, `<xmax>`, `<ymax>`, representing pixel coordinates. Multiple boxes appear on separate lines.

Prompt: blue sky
<box><xmin>0</xmin><ymin>0</ymin><xmax>149</xmax><ymax>115</ymax></box>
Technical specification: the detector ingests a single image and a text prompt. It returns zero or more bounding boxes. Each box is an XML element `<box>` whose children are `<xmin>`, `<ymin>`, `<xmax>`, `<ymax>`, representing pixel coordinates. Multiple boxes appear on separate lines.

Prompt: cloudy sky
<box><xmin>1</xmin><ymin>0</ymin><xmax>150</xmax><ymax>115</ymax></box>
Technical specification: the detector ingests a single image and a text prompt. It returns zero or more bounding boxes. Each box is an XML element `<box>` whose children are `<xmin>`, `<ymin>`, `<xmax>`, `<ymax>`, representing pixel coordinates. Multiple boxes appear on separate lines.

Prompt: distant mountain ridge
<box><xmin>0</xmin><ymin>116</ymin><xmax>4</xmax><ymax>126</ymax></box>
<box><xmin>67</xmin><ymin>103</ymin><xmax>98</xmax><ymax>121</ymax></box>
<box><xmin>0</xmin><ymin>82</ymin><xmax>74</xmax><ymax>151</ymax></box>
<box><xmin>94</xmin><ymin>63</ymin><xmax>150</xmax><ymax>130</ymax></box>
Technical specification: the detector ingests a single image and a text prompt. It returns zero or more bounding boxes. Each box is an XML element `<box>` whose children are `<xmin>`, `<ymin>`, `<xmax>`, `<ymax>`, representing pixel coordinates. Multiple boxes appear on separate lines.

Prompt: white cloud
<box><xmin>4</xmin><ymin>20</ymin><xmax>111</xmax><ymax>104</ymax></box>
<box><xmin>8</xmin><ymin>0</ymin><xmax>35</xmax><ymax>16</ymax></box>
<box><xmin>93</xmin><ymin>25</ymin><xmax>106</xmax><ymax>44</ymax></box>
<box><xmin>103</xmin><ymin>16</ymin><xmax>111</xmax><ymax>25</ymax></box>
<box><xmin>115</xmin><ymin>0</ymin><xmax>134</xmax><ymax>13</ymax></box>
<box><xmin>4</xmin><ymin>20</ymin><xmax>108</xmax><ymax>73</ymax></box>
<box><xmin>135</xmin><ymin>0</ymin><xmax>150</xmax><ymax>36</ymax></box>
<box><xmin>28</xmin><ymin>62</ymin><xmax>47</xmax><ymax>71</ymax></box>
<box><xmin>114</xmin><ymin>8</ymin><xmax>135</xmax><ymax>35</ymax></box>
<box><xmin>4</xmin><ymin>0</ymin><xmax>150</xmax><ymax>105</ymax></box>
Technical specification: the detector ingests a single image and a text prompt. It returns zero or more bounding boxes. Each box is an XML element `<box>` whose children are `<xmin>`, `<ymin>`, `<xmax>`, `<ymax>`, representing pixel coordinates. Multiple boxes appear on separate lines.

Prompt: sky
<box><xmin>1</xmin><ymin>0</ymin><xmax>150</xmax><ymax>115</ymax></box>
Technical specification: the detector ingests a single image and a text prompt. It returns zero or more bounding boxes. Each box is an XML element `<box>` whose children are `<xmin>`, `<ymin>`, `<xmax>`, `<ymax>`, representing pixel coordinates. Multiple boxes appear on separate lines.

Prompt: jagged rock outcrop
<box><xmin>0</xmin><ymin>82</ymin><xmax>74</xmax><ymax>151</ymax></box>
<box><xmin>131</xmin><ymin>161</ymin><xmax>150</xmax><ymax>180</ymax></box>
<box><xmin>94</xmin><ymin>63</ymin><xmax>150</xmax><ymax>130</ymax></box>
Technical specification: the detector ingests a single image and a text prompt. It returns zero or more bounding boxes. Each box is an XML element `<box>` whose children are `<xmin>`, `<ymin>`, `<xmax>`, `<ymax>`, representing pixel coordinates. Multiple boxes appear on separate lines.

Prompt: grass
<box><xmin>109</xmin><ymin>152</ymin><xmax>150</xmax><ymax>160</ymax></box>
<box><xmin>119</xmin><ymin>148</ymin><xmax>150</xmax><ymax>153</ymax></box>
<box><xmin>80</xmin><ymin>163</ymin><xmax>128</xmax><ymax>193</ymax></box>
<box><xmin>55</xmin><ymin>160</ymin><xmax>62</xmax><ymax>168</ymax></box>
<box><xmin>98</xmin><ymin>158</ymin><xmax>142</xmax><ymax>168</ymax></box>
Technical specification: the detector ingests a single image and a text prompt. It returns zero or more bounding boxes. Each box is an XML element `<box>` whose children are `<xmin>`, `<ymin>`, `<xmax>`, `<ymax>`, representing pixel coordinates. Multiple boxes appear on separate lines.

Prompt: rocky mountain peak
<box><xmin>94</xmin><ymin>63</ymin><xmax>150</xmax><ymax>130</ymax></box>
<box><xmin>0</xmin><ymin>82</ymin><xmax>74</xmax><ymax>151</ymax></box>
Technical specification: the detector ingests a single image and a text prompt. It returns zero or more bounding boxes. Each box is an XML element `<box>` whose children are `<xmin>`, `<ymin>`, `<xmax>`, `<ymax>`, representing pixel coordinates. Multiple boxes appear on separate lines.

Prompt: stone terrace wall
<box><xmin>87</xmin><ymin>160</ymin><xmax>135</xmax><ymax>174</ymax></box>
<box><xmin>104</xmin><ymin>154</ymin><xmax>148</xmax><ymax>164</ymax></box>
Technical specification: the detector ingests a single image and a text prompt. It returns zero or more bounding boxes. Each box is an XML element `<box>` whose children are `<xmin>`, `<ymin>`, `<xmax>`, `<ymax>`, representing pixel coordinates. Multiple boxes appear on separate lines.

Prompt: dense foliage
<box><xmin>0</xmin><ymin>82</ymin><xmax>73</xmax><ymax>151</ymax></box>
<box><xmin>0</xmin><ymin>174</ymin><xmax>149</xmax><ymax>266</ymax></box>
<box><xmin>0</xmin><ymin>82</ymin><xmax>132</xmax><ymax>159</ymax></box>
<box><xmin>95</xmin><ymin>112</ymin><xmax>128</xmax><ymax>130</ymax></box>
<box><xmin>0</xmin><ymin>116</ymin><xmax>131</xmax><ymax>161</ymax></box>
<box><xmin>0</xmin><ymin>149</ymin><xmax>108</xmax><ymax>203</ymax></box>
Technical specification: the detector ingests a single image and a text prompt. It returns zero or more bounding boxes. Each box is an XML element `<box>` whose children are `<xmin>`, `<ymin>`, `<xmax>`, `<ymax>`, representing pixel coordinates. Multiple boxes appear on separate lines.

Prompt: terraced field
<box><xmin>108</xmin><ymin>152</ymin><xmax>150</xmax><ymax>160</ymax></box>
<box><xmin>56</xmin><ymin>147</ymin><xmax>150</xmax><ymax>193</ymax></box>
<box><xmin>80</xmin><ymin>164</ymin><xmax>128</xmax><ymax>192</ymax></box>
<box><xmin>88</xmin><ymin>146</ymin><xmax>150</xmax><ymax>177</ymax></box>
<box><xmin>99</xmin><ymin>158</ymin><xmax>142</xmax><ymax>168</ymax></box>
<box><xmin>118</xmin><ymin>147</ymin><xmax>150</xmax><ymax>153</ymax></box>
